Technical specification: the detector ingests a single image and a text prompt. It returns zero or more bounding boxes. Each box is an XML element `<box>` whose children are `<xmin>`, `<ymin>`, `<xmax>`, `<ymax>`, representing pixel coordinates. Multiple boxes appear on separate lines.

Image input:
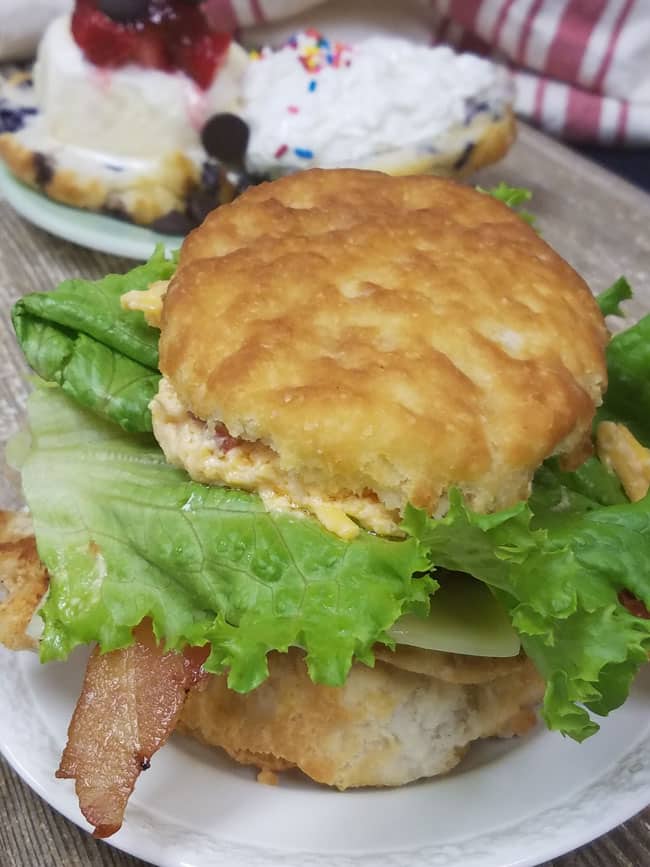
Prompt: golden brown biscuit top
<box><xmin>159</xmin><ymin>169</ymin><xmax>608</xmax><ymax>516</ymax></box>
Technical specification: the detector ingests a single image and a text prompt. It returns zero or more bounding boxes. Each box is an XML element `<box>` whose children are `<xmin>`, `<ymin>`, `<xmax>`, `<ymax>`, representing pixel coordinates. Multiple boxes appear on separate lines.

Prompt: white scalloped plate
<box><xmin>0</xmin><ymin>644</ymin><xmax>648</xmax><ymax>867</ymax></box>
<box><xmin>0</xmin><ymin>163</ymin><xmax>184</xmax><ymax>261</ymax></box>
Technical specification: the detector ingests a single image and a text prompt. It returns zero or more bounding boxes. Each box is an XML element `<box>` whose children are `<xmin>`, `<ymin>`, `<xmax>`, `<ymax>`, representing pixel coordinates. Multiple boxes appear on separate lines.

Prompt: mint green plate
<box><xmin>0</xmin><ymin>163</ymin><xmax>184</xmax><ymax>260</ymax></box>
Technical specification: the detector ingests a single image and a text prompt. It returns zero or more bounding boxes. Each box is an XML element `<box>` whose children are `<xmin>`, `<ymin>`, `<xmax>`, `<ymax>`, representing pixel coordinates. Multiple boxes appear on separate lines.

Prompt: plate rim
<box><xmin>0</xmin><ymin>162</ymin><xmax>184</xmax><ymax>261</ymax></box>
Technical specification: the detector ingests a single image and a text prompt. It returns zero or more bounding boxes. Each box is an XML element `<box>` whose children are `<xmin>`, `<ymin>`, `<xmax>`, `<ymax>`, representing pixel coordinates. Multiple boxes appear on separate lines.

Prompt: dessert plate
<box><xmin>0</xmin><ymin>642</ymin><xmax>648</xmax><ymax>867</ymax></box>
<box><xmin>0</xmin><ymin>163</ymin><xmax>184</xmax><ymax>261</ymax></box>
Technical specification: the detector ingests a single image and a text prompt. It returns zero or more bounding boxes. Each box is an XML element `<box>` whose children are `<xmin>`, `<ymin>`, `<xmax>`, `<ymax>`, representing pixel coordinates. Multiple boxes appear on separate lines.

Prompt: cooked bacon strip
<box><xmin>213</xmin><ymin>421</ymin><xmax>241</xmax><ymax>452</ymax></box>
<box><xmin>56</xmin><ymin>620</ymin><xmax>208</xmax><ymax>838</ymax></box>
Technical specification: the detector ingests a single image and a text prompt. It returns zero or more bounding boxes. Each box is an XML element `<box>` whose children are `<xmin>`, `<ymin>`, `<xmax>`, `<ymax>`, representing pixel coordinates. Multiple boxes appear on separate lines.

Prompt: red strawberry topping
<box><xmin>173</xmin><ymin>31</ymin><xmax>231</xmax><ymax>89</ymax></box>
<box><xmin>71</xmin><ymin>1</ymin><xmax>139</xmax><ymax>67</ymax></box>
<box><xmin>71</xmin><ymin>0</ymin><xmax>231</xmax><ymax>89</ymax></box>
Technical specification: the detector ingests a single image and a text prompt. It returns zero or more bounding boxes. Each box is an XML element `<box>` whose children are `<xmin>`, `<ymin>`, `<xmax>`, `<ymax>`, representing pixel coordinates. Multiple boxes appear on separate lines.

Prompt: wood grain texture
<box><xmin>0</xmin><ymin>124</ymin><xmax>649</xmax><ymax>866</ymax></box>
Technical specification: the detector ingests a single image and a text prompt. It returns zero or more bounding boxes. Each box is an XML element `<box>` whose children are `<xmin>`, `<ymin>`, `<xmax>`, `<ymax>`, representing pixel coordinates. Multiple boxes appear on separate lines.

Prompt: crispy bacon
<box><xmin>214</xmin><ymin>421</ymin><xmax>241</xmax><ymax>452</ymax></box>
<box><xmin>56</xmin><ymin>620</ymin><xmax>208</xmax><ymax>838</ymax></box>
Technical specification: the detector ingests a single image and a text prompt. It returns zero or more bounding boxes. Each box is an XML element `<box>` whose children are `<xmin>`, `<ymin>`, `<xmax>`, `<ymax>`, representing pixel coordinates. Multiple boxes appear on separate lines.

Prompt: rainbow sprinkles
<box><xmin>241</xmin><ymin>30</ymin><xmax>512</xmax><ymax>176</ymax></box>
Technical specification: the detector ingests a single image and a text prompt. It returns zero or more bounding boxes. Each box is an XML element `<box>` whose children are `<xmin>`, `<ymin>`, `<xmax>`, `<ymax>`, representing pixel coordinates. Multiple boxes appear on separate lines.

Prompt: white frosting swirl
<box><xmin>242</xmin><ymin>33</ymin><xmax>511</xmax><ymax>174</ymax></box>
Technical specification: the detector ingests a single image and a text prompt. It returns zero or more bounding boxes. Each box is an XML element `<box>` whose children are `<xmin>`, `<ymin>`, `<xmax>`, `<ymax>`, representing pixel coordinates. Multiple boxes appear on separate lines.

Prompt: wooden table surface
<box><xmin>1</xmin><ymin>125</ymin><xmax>649</xmax><ymax>866</ymax></box>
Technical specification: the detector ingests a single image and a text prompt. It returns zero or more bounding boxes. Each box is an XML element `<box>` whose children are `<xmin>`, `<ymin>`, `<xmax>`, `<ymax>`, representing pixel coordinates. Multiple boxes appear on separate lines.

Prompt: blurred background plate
<box><xmin>0</xmin><ymin>162</ymin><xmax>184</xmax><ymax>260</ymax></box>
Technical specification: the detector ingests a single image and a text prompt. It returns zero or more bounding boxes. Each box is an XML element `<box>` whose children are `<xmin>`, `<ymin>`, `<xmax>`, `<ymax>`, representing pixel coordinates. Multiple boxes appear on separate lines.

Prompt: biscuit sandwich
<box><xmin>2</xmin><ymin>169</ymin><xmax>650</xmax><ymax>838</ymax></box>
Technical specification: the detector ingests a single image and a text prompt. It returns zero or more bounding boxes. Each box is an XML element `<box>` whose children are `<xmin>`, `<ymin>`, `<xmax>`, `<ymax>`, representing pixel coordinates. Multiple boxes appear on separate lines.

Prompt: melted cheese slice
<box><xmin>121</xmin><ymin>280</ymin><xmax>169</xmax><ymax>328</ymax></box>
<box><xmin>596</xmin><ymin>421</ymin><xmax>650</xmax><ymax>502</ymax></box>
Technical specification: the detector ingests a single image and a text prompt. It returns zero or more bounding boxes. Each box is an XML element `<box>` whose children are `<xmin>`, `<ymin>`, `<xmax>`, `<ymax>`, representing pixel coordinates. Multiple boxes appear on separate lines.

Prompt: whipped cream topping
<box><xmin>241</xmin><ymin>33</ymin><xmax>510</xmax><ymax>174</ymax></box>
<box><xmin>0</xmin><ymin>22</ymin><xmax>512</xmax><ymax>231</ymax></box>
<box><xmin>33</xmin><ymin>15</ymin><xmax>247</xmax><ymax>162</ymax></box>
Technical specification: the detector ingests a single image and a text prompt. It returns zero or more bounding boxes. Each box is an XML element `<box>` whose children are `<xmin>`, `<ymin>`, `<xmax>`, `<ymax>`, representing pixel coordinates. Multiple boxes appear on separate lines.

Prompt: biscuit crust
<box><xmin>0</xmin><ymin>133</ymin><xmax>198</xmax><ymax>226</ymax></box>
<box><xmin>178</xmin><ymin>647</ymin><xmax>544</xmax><ymax>788</ymax></box>
<box><xmin>0</xmin><ymin>510</ymin><xmax>49</xmax><ymax>651</ymax></box>
<box><xmin>160</xmin><ymin>169</ymin><xmax>608</xmax><ymax>516</ymax></box>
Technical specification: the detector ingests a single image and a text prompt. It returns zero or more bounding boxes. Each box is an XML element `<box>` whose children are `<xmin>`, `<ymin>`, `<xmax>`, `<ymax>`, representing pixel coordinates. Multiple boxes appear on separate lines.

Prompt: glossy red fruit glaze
<box><xmin>71</xmin><ymin>0</ymin><xmax>138</xmax><ymax>67</ymax></box>
<box><xmin>173</xmin><ymin>32</ymin><xmax>231</xmax><ymax>89</ymax></box>
<box><xmin>71</xmin><ymin>0</ymin><xmax>230</xmax><ymax>88</ymax></box>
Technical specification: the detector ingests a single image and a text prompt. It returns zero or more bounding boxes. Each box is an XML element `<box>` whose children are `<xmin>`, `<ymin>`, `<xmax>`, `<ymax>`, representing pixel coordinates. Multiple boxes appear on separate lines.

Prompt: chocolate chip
<box><xmin>102</xmin><ymin>198</ymin><xmax>133</xmax><ymax>222</ymax></box>
<box><xmin>32</xmin><ymin>153</ymin><xmax>54</xmax><ymax>186</ymax></box>
<box><xmin>98</xmin><ymin>0</ymin><xmax>149</xmax><ymax>23</ymax></box>
<box><xmin>200</xmin><ymin>160</ymin><xmax>222</xmax><ymax>192</ymax></box>
<box><xmin>186</xmin><ymin>187</ymin><xmax>218</xmax><ymax>225</ymax></box>
<box><xmin>201</xmin><ymin>113</ymin><xmax>250</xmax><ymax>167</ymax></box>
<box><xmin>233</xmin><ymin>170</ymin><xmax>268</xmax><ymax>196</ymax></box>
<box><xmin>453</xmin><ymin>142</ymin><xmax>474</xmax><ymax>171</ymax></box>
<box><xmin>150</xmin><ymin>210</ymin><xmax>194</xmax><ymax>235</ymax></box>
<box><xmin>140</xmin><ymin>757</ymin><xmax>151</xmax><ymax>771</ymax></box>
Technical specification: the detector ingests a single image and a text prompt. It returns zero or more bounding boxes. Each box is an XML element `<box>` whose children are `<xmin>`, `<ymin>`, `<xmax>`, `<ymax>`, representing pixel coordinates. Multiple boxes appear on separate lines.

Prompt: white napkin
<box><xmin>0</xmin><ymin>0</ymin><xmax>72</xmax><ymax>61</ymax></box>
<box><xmin>209</xmin><ymin>0</ymin><xmax>433</xmax><ymax>47</ymax></box>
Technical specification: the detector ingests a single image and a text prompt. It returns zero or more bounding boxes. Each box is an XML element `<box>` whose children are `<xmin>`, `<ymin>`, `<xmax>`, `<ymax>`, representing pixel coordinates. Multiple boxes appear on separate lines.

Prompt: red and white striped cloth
<box><xmin>428</xmin><ymin>0</ymin><xmax>650</xmax><ymax>144</ymax></box>
<box><xmin>205</xmin><ymin>0</ymin><xmax>650</xmax><ymax>144</ymax></box>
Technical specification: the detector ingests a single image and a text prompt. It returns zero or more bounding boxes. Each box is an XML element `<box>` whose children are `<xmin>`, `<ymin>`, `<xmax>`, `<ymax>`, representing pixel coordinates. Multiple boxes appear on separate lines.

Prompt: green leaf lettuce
<box><xmin>403</xmin><ymin>488</ymin><xmax>650</xmax><ymax>741</ymax></box>
<box><xmin>596</xmin><ymin>276</ymin><xmax>633</xmax><ymax>317</ymax></box>
<box><xmin>478</xmin><ymin>181</ymin><xmax>536</xmax><ymax>225</ymax></box>
<box><xmin>9</xmin><ymin>252</ymin><xmax>650</xmax><ymax>745</ymax></box>
<box><xmin>19</xmin><ymin>381</ymin><xmax>650</xmax><ymax>741</ymax></box>
<box><xmin>22</xmin><ymin>382</ymin><xmax>433</xmax><ymax>693</ymax></box>
<box><xmin>597</xmin><ymin>311</ymin><xmax>650</xmax><ymax>447</ymax></box>
<box><xmin>11</xmin><ymin>246</ymin><xmax>175</xmax><ymax>432</ymax></box>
